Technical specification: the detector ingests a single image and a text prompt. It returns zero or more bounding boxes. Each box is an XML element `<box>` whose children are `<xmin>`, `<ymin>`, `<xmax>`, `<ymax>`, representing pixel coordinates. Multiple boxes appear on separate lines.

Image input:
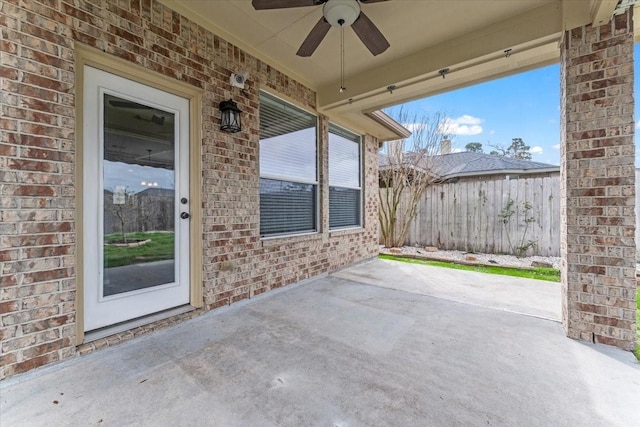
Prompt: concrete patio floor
<box><xmin>2</xmin><ymin>258</ymin><xmax>639</xmax><ymax>426</ymax></box>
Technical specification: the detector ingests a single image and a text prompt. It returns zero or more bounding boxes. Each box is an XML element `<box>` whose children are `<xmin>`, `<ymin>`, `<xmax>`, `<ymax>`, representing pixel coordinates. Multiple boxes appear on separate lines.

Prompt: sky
<box><xmin>105</xmin><ymin>160</ymin><xmax>175</xmax><ymax>194</ymax></box>
<box><xmin>390</xmin><ymin>44</ymin><xmax>640</xmax><ymax>166</ymax></box>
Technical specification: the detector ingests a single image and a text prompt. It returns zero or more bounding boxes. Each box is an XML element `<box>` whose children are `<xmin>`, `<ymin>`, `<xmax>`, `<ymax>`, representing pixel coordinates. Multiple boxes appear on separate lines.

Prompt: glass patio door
<box><xmin>83</xmin><ymin>66</ymin><xmax>190</xmax><ymax>332</ymax></box>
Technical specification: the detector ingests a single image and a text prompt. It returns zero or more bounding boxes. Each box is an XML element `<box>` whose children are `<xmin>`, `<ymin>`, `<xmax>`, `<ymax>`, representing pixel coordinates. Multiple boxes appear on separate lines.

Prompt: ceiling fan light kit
<box><xmin>323</xmin><ymin>0</ymin><xmax>360</xmax><ymax>27</ymax></box>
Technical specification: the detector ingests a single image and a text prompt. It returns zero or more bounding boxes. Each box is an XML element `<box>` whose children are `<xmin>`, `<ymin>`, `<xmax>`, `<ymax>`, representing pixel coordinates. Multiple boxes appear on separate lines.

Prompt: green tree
<box><xmin>465</xmin><ymin>142</ymin><xmax>483</xmax><ymax>152</ymax></box>
<box><xmin>489</xmin><ymin>138</ymin><xmax>532</xmax><ymax>160</ymax></box>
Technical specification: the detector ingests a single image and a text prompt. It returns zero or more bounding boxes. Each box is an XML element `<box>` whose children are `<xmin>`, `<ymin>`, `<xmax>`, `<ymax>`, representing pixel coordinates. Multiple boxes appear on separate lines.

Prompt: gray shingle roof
<box><xmin>379</xmin><ymin>151</ymin><xmax>559</xmax><ymax>180</ymax></box>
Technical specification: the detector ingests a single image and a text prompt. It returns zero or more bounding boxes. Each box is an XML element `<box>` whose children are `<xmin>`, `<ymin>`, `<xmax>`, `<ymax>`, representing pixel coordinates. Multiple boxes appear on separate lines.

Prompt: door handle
<box><xmin>180</xmin><ymin>212</ymin><xmax>190</xmax><ymax>220</ymax></box>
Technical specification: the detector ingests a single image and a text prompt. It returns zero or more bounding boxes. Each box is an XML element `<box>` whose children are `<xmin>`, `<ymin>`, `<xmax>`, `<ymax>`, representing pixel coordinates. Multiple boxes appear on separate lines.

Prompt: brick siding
<box><xmin>0</xmin><ymin>0</ymin><xmax>379</xmax><ymax>378</ymax></box>
<box><xmin>560</xmin><ymin>10</ymin><xmax>637</xmax><ymax>350</ymax></box>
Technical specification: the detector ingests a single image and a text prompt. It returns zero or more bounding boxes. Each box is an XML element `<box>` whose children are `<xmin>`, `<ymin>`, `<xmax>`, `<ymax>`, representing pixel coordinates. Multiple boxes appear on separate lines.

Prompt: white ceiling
<box><xmin>161</xmin><ymin>0</ymin><xmax>625</xmax><ymax>138</ymax></box>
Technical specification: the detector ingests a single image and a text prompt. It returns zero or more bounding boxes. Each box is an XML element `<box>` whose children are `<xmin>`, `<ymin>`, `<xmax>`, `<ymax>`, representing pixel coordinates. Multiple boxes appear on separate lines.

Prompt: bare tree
<box><xmin>379</xmin><ymin>109</ymin><xmax>452</xmax><ymax>248</ymax></box>
<box><xmin>106</xmin><ymin>187</ymin><xmax>137</xmax><ymax>243</ymax></box>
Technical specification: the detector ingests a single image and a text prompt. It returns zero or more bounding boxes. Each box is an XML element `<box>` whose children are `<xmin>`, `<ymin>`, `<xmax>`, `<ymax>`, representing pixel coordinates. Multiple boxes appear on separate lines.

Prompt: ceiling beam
<box><xmin>590</xmin><ymin>0</ymin><xmax>619</xmax><ymax>26</ymax></box>
<box><xmin>318</xmin><ymin>0</ymin><xmax>621</xmax><ymax>115</ymax></box>
<box><xmin>317</xmin><ymin>2</ymin><xmax>566</xmax><ymax>111</ymax></box>
<box><xmin>320</xmin><ymin>39</ymin><xmax>560</xmax><ymax>117</ymax></box>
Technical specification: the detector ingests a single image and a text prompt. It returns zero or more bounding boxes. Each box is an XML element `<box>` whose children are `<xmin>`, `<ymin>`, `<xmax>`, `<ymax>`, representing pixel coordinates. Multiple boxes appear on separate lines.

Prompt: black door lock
<box><xmin>180</xmin><ymin>212</ymin><xmax>190</xmax><ymax>219</ymax></box>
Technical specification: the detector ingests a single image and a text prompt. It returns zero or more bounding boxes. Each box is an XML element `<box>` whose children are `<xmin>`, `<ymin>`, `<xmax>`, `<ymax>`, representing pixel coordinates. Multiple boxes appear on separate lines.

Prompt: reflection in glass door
<box><xmin>83</xmin><ymin>66</ymin><xmax>190</xmax><ymax>332</ymax></box>
<box><xmin>103</xmin><ymin>94</ymin><xmax>176</xmax><ymax>296</ymax></box>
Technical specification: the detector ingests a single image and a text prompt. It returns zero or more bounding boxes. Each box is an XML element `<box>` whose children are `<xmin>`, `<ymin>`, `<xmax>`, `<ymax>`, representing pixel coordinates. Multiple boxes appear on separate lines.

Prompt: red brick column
<box><xmin>560</xmin><ymin>10</ymin><xmax>637</xmax><ymax>350</ymax></box>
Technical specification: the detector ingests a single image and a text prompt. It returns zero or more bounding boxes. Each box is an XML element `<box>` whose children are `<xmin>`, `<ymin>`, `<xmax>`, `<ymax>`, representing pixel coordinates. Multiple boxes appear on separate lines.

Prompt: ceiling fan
<box><xmin>252</xmin><ymin>0</ymin><xmax>390</xmax><ymax>57</ymax></box>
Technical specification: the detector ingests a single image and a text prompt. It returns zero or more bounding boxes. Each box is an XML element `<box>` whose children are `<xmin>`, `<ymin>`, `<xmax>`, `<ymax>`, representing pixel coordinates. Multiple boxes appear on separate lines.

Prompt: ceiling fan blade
<box><xmin>351</xmin><ymin>11</ymin><xmax>389</xmax><ymax>56</ymax></box>
<box><xmin>296</xmin><ymin>17</ymin><xmax>331</xmax><ymax>57</ymax></box>
<box><xmin>252</xmin><ymin>0</ymin><xmax>318</xmax><ymax>10</ymax></box>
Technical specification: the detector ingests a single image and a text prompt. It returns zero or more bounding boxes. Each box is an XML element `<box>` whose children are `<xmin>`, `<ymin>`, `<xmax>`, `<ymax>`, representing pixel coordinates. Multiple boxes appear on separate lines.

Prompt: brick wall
<box><xmin>560</xmin><ymin>10</ymin><xmax>637</xmax><ymax>350</ymax></box>
<box><xmin>0</xmin><ymin>0</ymin><xmax>379</xmax><ymax>378</ymax></box>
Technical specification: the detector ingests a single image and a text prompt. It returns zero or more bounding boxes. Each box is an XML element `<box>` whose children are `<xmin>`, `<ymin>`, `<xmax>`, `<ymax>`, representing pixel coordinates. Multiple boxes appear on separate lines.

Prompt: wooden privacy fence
<box><xmin>383</xmin><ymin>174</ymin><xmax>561</xmax><ymax>256</ymax></box>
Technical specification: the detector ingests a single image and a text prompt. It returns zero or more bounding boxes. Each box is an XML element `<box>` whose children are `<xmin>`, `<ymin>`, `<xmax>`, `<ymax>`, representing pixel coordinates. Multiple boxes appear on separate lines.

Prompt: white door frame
<box><xmin>74</xmin><ymin>45</ymin><xmax>203</xmax><ymax>342</ymax></box>
<box><xmin>83</xmin><ymin>66</ymin><xmax>190</xmax><ymax>331</ymax></box>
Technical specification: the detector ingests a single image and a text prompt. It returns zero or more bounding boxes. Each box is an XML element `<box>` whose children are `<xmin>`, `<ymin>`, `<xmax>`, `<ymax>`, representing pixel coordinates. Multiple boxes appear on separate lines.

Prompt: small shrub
<box><xmin>498</xmin><ymin>199</ymin><xmax>538</xmax><ymax>257</ymax></box>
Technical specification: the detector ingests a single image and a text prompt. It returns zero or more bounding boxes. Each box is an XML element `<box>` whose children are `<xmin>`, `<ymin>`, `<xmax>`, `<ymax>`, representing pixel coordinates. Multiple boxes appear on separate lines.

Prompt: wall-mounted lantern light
<box><xmin>219</xmin><ymin>99</ymin><xmax>242</xmax><ymax>133</ymax></box>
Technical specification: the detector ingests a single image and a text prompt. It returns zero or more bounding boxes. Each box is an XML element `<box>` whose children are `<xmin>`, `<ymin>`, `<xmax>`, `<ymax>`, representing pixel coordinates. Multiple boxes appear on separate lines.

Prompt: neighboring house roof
<box><xmin>379</xmin><ymin>151</ymin><xmax>559</xmax><ymax>181</ymax></box>
<box><xmin>430</xmin><ymin>152</ymin><xmax>559</xmax><ymax>179</ymax></box>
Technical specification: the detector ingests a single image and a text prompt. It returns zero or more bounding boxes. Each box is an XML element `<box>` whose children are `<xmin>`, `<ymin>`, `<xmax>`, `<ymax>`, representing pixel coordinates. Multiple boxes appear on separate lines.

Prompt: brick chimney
<box><xmin>441</xmin><ymin>138</ymin><xmax>451</xmax><ymax>154</ymax></box>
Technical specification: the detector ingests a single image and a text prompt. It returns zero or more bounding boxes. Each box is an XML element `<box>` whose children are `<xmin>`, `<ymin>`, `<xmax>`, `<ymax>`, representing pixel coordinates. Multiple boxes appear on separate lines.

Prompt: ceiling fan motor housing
<box><xmin>323</xmin><ymin>0</ymin><xmax>361</xmax><ymax>27</ymax></box>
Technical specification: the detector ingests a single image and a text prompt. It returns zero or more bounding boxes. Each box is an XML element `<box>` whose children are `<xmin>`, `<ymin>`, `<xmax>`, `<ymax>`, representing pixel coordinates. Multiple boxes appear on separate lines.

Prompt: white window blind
<box><xmin>259</xmin><ymin>92</ymin><xmax>317</xmax><ymax>237</ymax></box>
<box><xmin>329</xmin><ymin>124</ymin><xmax>361</xmax><ymax>229</ymax></box>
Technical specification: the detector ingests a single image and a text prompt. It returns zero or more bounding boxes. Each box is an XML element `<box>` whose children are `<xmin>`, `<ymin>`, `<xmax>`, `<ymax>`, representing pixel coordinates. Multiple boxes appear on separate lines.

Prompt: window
<box><xmin>329</xmin><ymin>124</ymin><xmax>361</xmax><ymax>229</ymax></box>
<box><xmin>259</xmin><ymin>92</ymin><xmax>318</xmax><ymax>237</ymax></box>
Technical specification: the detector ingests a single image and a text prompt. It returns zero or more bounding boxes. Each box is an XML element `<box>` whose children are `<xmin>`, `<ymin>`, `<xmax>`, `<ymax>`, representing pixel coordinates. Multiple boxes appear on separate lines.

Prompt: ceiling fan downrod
<box><xmin>339</xmin><ymin>18</ymin><xmax>346</xmax><ymax>93</ymax></box>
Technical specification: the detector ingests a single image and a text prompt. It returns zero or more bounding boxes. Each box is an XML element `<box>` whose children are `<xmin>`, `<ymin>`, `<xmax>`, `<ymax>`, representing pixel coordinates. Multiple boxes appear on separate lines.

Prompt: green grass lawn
<box><xmin>636</xmin><ymin>288</ymin><xmax>640</xmax><ymax>360</ymax></box>
<box><xmin>104</xmin><ymin>231</ymin><xmax>174</xmax><ymax>268</ymax></box>
<box><xmin>378</xmin><ymin>254</ymin><xmax>561</xmax><ymax>282</ymax></box>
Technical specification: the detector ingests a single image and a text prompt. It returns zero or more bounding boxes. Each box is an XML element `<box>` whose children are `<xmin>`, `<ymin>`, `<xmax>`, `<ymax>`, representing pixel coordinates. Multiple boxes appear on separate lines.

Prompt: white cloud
<box><xmin>489</xmin><ymin>130</ymin><xmax>495</xmax><ymax>135</ymax></box>
<box><xmin>552</xmin><ymin>144</ymin><xmax>560</xmax><ymax>150</ymax></box>
<box><xmin>451</xmin><ymin>147</ymin><xmax>463</xmax><ymax>153</ymax></box>
<box><xmin>442</xmin><ymin>115</ymin><xmax>483</xmax><ymax>136</ymax></box>
<box><xmin>636</xmin><ymin>120</ymin><xmax>640</xmax><ymax>129</ymax></box>
<box><xmin>402</xmin><ymin>114</ymin><xmax>483</xmax><ymax>136</ymax></box>
<box><xmin>402</xmin><ymin>122</ymin><xmax>428</xmax><ymax>133</ymax></box>
<box><xmin>530</xmin><ymin>146</ymin><xmax>543</xmax><ymax>154</ymax></box>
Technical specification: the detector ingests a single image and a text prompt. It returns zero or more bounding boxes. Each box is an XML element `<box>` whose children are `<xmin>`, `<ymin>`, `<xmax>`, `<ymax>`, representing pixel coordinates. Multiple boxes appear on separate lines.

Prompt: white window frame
<box><xmin>328</xmin><ymin>123</ymin><xmax>363</xmax><ymax>230</ymax></box>
<box><xmin>259</xmin><ymin>91</ymin><xmax>319</xmax><ymax>238</ymax></box>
